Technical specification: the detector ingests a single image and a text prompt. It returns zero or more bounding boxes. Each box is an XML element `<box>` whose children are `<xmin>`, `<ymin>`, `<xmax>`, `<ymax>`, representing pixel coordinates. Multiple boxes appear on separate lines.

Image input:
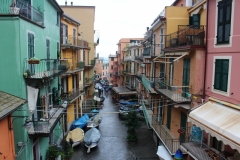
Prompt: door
<box><xmin>168</xmin><ymin>58</ymin><xmax>174</xmax><ymax>90</ymax></box>
<box><xmin>166</xmin><ymin>103</ymin><xmax>171</xmax><ymax>130</ymax></box>
<box><xmin>182</xmin><ymin>58</ymin><xmax>190</xmax><ymax>98</ymax></box>
<box><xmin>180</xmin><ymin>112</ymin><xmax>187</xmax><ymax>143</ymax></box>
<box><xmin>160</xmin><ymin>63</ymin><xmax>165</xmax><ymax>89</ymax></box>
<box><xmin>32</xmin><ymin>138</ymin><xmax>40</xmax><ymax>160</ymax></box>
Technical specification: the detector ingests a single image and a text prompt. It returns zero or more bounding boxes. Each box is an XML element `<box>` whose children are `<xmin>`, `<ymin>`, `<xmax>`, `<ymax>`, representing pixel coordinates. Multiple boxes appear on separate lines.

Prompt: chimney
<box><xmin>65</xmin><ymin>0</ymin><xmax>67</xmax><ymax>5</ymax></box>
<box><xmin>71</xmin><ymin>2</ymin><xmax>73</xmax><ymax>6</ymax></box>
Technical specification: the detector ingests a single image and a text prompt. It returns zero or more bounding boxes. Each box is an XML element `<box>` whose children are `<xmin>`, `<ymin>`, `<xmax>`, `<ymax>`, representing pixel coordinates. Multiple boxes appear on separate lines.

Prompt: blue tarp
<box><xmin>70</xmin><ymin>114</ymin><xmax>89</xmax><ymax>130</ymax></box>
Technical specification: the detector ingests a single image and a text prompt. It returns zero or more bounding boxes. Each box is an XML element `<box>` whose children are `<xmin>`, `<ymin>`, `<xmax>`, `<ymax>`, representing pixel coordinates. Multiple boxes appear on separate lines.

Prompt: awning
<box><xmin>112</xmin><ymin>87</ymin><xmax>137</xmax><ymax>95</ymax></box>
<box><xmin>156</xmin><ymin>145</ymin><xmax>173</xmax><ymax>160</ymax></box>
<box><xmin>174</xmin><ymin>104</ymin><xmax>190</xmax><ymax>110</ymax></box>
<box><xmin>153</xmin><ymin>52</ymin><xmax>189</xmax><ymax>63</ymax></box>
<box><xmin>188</xmin><ymin>101</ymin><xmax>240</xmax><ymax>152</ymax></box>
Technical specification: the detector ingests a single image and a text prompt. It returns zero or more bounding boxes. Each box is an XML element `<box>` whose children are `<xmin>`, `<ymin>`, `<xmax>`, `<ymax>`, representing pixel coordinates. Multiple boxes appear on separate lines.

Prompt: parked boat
<box><xmin>84</xmin><ymin>128</ymin><xmax>101</xmax><ymax>153</ymax></box>
<box><xmin>66</xmin><ymin>128</ymin><xmax>84</xmax><ymax>148</ymax></box>
<box><xmin>70</xmin><ymin>114</ymin><xmax>89</xmax><ymax>130</ymax></box>
<box><xmin>87</xmin><ymin>114</ymin><xmax>102</xmax><ymax>128</ymax></box>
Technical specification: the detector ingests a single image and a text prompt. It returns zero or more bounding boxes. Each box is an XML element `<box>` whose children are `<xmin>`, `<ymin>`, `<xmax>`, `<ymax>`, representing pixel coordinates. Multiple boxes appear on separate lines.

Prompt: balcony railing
<box><xmin>63</xmin><ymin>61</ymin><xmax>84</xmax><ymax>74</ymax></box>
<box><xmin>0</xmin><ymin>0</ymin><xmax>44</xmax><ymax>25</ymax></box>
<box><xmin>136</xmin><ymin>74</ymin><xmax>142</xmax><ymax>81</ymax></box>
<box><xmin>124</xmin><ymin>55</ymin><xmax>135</xmax><ymax>62</ymax></box>
<box><xmin>84</xmin><ymin>60</ymin><xmax>95</xmax><ymax>67</ymax></box>
<box><xmin>84</xmin><ymin>76</ymin><xmax>95</xmax><ymax>86</ymax></box>
<box><xmin>61</xmin><ymin>86</ymin><xmax>84</xmax><ymax>103</ymax></box>
<box><xmin>152</xmin><ymin>115</ymin><xmax>181</xmax><ymax>155</ymax></box>
<box><xmin>165</xmin><ymin>25</ymin><xmax>205</xmax><ymax>48</ymax></box>
<box><xmin>61</xmin><ymin>35</ymin><xmax>90</xmax><ymax>49</ymax></box>
<box><xmin>23</xmin><ymin>59</ymin><xmax>68</xmax><ymax>79</ymax></box>
<box><xmin>142</xmin><ymin>47</ymin><xmax>151</xmax><ymax>56</ymax></box>
<box><xmin>142</xmin><ymin>75</ymin><xmax>156</xmax><ymax>94</ymax></box>
<box><xmin>154</xmin><ymin>79</ymin><xmax>191</xmax><ymax>103</ymax></box>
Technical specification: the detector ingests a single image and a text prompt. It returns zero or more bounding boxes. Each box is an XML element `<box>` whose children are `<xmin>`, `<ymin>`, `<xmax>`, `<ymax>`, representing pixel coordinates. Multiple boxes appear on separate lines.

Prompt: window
<box><xmin>189</xmin><ymin>14</ymin><xmax>200</xmax><ymax>26</ymax></box>
<box><xmin>73</xmin><ymin>28</ymin><xmax>76</xmax><ymax>45</ymax></box>
<box><xmin>110</xmin><ymin>74</ymin><xmax>112</xmax><ymax>77</ymax></box>
<box><xmin>28</xmin><ymin>33</ymin><xmax>35</xmax><ymax>74</ymax></box>
<box><xmin>111</xmin><ymin>65</ymin><xmax>113</xmax><ymax>70</ymax></box>
<box><xmin>60</xmin><ymin>23</ymin><xmax>68</xmax><ymax>44</ymax></box>
<box><xmin>111</xmin><ymin>57</ymin><xmax>114</xmax><ymax>61</ymax></box>
<box><xmin>214</xmin><ymin>59</ymin><xmax>229</xmax><ymax>92</ymax></box>
<box><xmin>217</xmin><ymin>0</ymin><xmax>232</xmax><ymax>44</ymax></box>
<box><xmin>56</xmin><ymin>12</ymin><xmax>60</xmax><ymax>26</ymax></box>
<box><xmin>46</xmin><ymin>39</ymin><xmax>50</xmax><ymax>71</ymax></box>
<box><xmin>103</xmin><ymin>72</ymin><xmax>104</xmax><ymax>75</ymax></box>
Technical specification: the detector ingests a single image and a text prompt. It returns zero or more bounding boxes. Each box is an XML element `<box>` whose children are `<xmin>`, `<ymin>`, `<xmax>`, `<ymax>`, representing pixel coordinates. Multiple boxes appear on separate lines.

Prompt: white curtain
<box><xmin>27</xmin><ymin>86</ymin><xmax>39</xmax><ymax>114</ymax></box>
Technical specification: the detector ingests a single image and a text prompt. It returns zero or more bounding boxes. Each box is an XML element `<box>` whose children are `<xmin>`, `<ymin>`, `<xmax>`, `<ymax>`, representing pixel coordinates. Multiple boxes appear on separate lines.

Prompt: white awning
<box><xmin>156</xmin><ymin>145</ymin><xmax>173</xmax><ymax>160</ymax></box>
<box><xmin>188</xmin><ymin>101</ymin><xmax>240</xmax><ymax>152</ymax></box>
<box><xmin>153</xmin><ymin>52</ymin><xmax>189</xmax><ymax>63</ymax></box>
<box><xmin>174</xmin><ymin>104</ymin><xmax>190</xmax><ymax>110</ymax></box>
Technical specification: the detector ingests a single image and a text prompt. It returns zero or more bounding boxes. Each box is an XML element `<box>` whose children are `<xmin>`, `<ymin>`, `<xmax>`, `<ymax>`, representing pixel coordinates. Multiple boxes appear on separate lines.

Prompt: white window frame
<box><xmin>211</xmin><ymin>56</ymin><xmax>232</xmax><ymax>96</ymax></box>
<box><xmin>214</xmin><ymin>0</ymin><xmax>235</xmax><ymax>48</ymax></box>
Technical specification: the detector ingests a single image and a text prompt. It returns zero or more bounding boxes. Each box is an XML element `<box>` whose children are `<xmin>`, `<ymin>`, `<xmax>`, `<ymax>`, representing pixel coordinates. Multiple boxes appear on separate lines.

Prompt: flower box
<box><xmin>28</xmin><ymin>60</ymin><xmax>40</xmax><ymax>64</ymax></box>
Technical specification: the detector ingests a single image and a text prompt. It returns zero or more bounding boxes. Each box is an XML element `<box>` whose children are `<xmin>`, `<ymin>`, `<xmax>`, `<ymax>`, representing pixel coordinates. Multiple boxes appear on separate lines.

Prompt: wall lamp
<box><xmin>9</xmin><ymin>116</ymin><xmax>29</xmax><ymax>130</ymax></box>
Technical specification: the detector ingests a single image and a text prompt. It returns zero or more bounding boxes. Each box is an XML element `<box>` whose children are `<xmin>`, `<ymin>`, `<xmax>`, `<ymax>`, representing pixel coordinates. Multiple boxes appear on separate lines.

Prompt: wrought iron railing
<box><xmin>84</xmin><ymin>76</ymin><xmax>95</xmax><ymax>85</ymax></box>
<box><xmin>23</xmin><ymin>59</ymin><xmax>68</xmax><ymax>79</ymax></box>
<box><xmin>142</xmin><ymin>47</ymin><xmax>151</xmax><ymax>56</ymax></box>
<box><xmin>65</xmin><ymin>61</ymin><xmax>84</xmax><ymax>71</ymax></box>
<box><xmin>0</xmin><ymin>0</ymin><xmax>44</xmax><ymax>25</ymax></box>
<box><xmin>61</xmin><ymin>87</ymin><xmax>84</xmax><ymax>103</ymax></box>
<box><xmin>61</xmin><ymin>35</ymin><xmax>89</xmax><ymax>48</ymax></box>
<box><xmin>165</xmin><ymin>25</ymin><xmax>205</xmax><ymax>48</ymax></box>
<box><xmin>154</xmin><ymin>79</ymin><xmax>191</xmax><ymax>102</ymax></box>
<box><xmin>84</xmin><ymin>60</ymin><xmax>95</xmax><ymax>66</ymax></box>
<box><xmin>152</xmin><ymin>115</ymin><xmax>181</xmax><ymax>155</ymax></box>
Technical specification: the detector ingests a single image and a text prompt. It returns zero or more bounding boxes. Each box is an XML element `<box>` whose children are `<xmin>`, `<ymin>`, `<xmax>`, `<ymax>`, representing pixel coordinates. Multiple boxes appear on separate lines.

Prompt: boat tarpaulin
<box><xmin>66</xmin><ymin>128</ymin><xmax>84</xmax><ymax>142</ymax></box>
<box><xmin>84</xmin><ymin>128</ymin><xmax>101</xmax><ymax>143</ymax></box>
<box><xmin>70</xmin><ymin>114</ymin><xmax>89</xmax><ymax>130</ymax></box>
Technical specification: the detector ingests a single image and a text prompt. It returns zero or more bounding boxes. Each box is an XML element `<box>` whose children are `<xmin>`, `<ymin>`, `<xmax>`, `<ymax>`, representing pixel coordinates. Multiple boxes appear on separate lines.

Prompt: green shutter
<box><xmin>167</xmin><ymin>104</ymin><xmax>172</xmax><ymax>130</ymax></box>
<box><xmin>214</xmin><ymin>59</ymin><xmax>229</xmax><ymax>92</ymax></box>
<box><xmin>189</xmin><ymin>16</ymin><xmax>193</xmax><ymax>25</ymax></box>
<box><xmin>217</xmin><ymin>0</ymin><xmax>232</xmax><ymax>44</ymax></box>
<box><xmin>182</xmin><ymin>59</ymin><xmax>190</xmax><ymax>97</ymax></box>
<box><xmin>193</xmin><ymin>14</ymin><xmax>200</xmax><ymax>26</ymax></box>
<box><xmin>180</xmin><ymin>112</ymin><xmax>187</xmax><ymax>143</ymax></box>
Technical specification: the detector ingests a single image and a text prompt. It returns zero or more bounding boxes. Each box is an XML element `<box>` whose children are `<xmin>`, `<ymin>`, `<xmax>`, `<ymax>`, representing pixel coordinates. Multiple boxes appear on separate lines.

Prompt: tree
<box><xmin>123</xmin><ymin>111</ymin><xmax>142</xmax><ymax>142</ymax></box>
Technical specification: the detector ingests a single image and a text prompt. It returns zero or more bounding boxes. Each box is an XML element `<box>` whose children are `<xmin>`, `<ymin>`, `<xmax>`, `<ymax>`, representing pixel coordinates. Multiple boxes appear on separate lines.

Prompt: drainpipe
<box><xmin>203</xmin><ymin>0</ymin><xmax>209</xmax><ymax>99</ymax></box>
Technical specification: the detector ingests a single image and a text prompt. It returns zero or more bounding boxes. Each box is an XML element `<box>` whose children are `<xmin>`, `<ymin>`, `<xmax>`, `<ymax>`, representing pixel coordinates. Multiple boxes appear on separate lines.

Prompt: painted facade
<box><xmin>60</xmin><ymin>5</ymin><xmax>97</xmax><ymax>100</ymax></box>
<box><xmin>60</xmin><ymin>13</ymin><xmax>86</xmax><ymax>131</ymax></box>
<box><xmin>95</xmin><ymin>57</ymin><xmax>104</xmax><ymax>80</ymax></box>
<box><xmin>102</xmin><ymin>63</ymin><xmax>109</xmax><ymax>80</ymax></box>
<box><xmin>0</xmin><ymin>0</ymin><xmax>64</xmax><ymax>160</ymax></box>
<box><xmin>108</xmin><ymin>54</ymin><xmax>117</xmax><ymax>86</ymax></box>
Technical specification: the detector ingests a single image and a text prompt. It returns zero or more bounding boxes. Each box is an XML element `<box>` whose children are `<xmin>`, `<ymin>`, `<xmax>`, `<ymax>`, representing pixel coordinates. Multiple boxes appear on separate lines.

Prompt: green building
<box><xmin>0</xmin><ymin>0</ymin><xmax>66</xmax><ymax>159</ymax></box>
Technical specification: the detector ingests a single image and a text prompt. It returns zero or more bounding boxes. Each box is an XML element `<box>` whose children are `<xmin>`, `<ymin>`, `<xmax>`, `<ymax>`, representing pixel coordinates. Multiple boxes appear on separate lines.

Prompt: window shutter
<box><xmin>193</xmin><ymin>14</ymin><xmax>200</xmax><ymax>26</ymax></box>
<box><xmin>214</xmin><ymin>60</ymin><xmax>222</xmax><ymax>90</ymax></box>
<box><xmin>224</xmin><ymin>0</ymin><xmax>232</xmax><ymax>42</ymax></box>
<box><xmin>66</xmin><ymin>25</ymin><xmax>68</xmax><ymax>39</ymax></box>
<box><xmin>41</xmin><ymin>95</ymin><xmax>47</xmax><ymax>118</ymax></box>
<box><xmin>221</xmin><ymin>59</ymin><xmax>229</xmax><ymax>91</ymax></box>
<box><xmin>60</xmin><ymin>23</ymin><xmax>63</xmax><ymax>44</ymax></box>
<box><xmin>189</xmin><ymin>16</ymin><xmax>193</xmax><ymax>26</ymax></box>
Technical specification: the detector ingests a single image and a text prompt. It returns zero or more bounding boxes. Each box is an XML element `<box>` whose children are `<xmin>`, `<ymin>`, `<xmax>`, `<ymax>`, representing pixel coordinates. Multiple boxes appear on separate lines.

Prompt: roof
<box><xmin>189</xmin><ymin>100</ymin><xmax>240</xmax><ymax>152</ymax></box>
<box><xmin>62</xmin><ymin>13</ymin><xmax>81</xmax><ymax>25</ymax></box>
<box><xmin>48</xmin><ymin>0</ymin><xmax>64</xmax><ymax>14</ymax></box>
<box><xmin>0</xmin><ymin>91</ymin><xmax>27</xmax><ymax>120</ymax></box>
<box><xmin>112</xmin><ymin>87</ymin><xmax>137</xmax><ymax>95</ymax></box>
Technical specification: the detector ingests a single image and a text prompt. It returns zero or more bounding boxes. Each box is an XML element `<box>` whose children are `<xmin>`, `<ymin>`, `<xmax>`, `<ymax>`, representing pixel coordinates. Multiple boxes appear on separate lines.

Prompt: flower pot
<box><xmin>10</xmin><ymin>7</ymin><xmax>20</xmax><ymax>14</ymax></box>
<box><xmin>28</xmin><ymin>60</ymin><xmax>40</xmax><ymax>64</ymax></box>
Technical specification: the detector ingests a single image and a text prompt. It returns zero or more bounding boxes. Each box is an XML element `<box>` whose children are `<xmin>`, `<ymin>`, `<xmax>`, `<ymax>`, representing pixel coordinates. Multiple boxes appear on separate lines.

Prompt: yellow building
<box><xmin>60</xmin><ymin>4</ymin><xmax>98</xmax><ymax>113</ymax></box>
<box><xmin>60</xmin><ymin>13</ymin><xmax>87</xmax><ymax>131</ymax></box>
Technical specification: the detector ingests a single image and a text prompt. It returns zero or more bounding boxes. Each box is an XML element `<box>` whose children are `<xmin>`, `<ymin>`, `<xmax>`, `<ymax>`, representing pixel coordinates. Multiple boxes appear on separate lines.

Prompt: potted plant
<box><xmin>10</xmin><ymin>0</ymin><xmax>20</xmax><ymax>14</ymax></box>
<box><xmin>28</xmin><ymin>57</ymin><xmax>40</xmax><ymax>64</ymax></box>
<box><xmin>46</xmin><ymin>145</ymin><xmax>63</xmax><ymax>160</ymax></box>
<box><xmin>123</xmin><ymin>111</ymin><xmax>142</xmax><ymax>142</ymax></box>
<box><xmin>64</xmin><ymin>143</ymin><xmax>74</xmax><ymax>160</ymax></box>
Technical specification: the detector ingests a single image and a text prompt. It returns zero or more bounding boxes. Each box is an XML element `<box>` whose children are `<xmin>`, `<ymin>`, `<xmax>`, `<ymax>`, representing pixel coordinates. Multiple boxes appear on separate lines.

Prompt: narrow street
<box><xmin>71</xmin><ymin>93</ymin><xmax>159</xmax><ymax>160</ymax></box>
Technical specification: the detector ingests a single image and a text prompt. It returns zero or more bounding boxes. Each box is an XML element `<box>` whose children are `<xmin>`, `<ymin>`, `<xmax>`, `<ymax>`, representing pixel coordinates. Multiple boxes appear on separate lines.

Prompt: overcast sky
<box><xmin>56</xmin><ymin>0</ymin><xmax>175</xmax><ymax>59</ymax></box>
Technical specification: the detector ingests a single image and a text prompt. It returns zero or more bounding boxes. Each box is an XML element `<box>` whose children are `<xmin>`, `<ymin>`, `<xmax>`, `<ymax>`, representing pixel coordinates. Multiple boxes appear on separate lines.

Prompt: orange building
<box><xmin>0</xmin><ymin>91</ymin><xmax>27</xmax><ymax>160</ymax></box>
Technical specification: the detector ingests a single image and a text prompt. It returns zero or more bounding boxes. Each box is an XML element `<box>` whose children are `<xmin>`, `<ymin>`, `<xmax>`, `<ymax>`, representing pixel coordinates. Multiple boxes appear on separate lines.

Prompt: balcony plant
<box><xmin>10</xmin><ymin>0</ymin><xmax>20</xmax><ymax>14</ymax></box>
<box><xmin>46</xmin><ymin>145</ymin><xmax>64</xmax><ymax>160</ymax></box>
<box><xmin>28</xmin><ymin>57</ymin><xmax>40</xmax><ymax>64</ymax></box>
<box><xmin>64</xmin><ymin>143</ymin><xmax>74</xmax><ymax>160</ymax></box>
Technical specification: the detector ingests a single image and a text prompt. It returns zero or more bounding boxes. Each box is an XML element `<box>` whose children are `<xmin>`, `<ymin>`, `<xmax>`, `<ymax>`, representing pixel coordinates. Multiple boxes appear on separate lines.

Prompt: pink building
<box><xmin>184</xmin><ymin>0</ymin><xmax>240</xmax><ymax>159</ymax></box>
<box><xmin>102</xmin><ymin>63</ymin><xmax>108</xmax><ymax>80</ymax></box>
<box><xmin>95</xmin><ymin>57</ymin><xmax>104</xmax><ymax>80</ymax></box>
<box><xmin>108</xmin><ymin>54</ymin><xmax>118</xmax><ymax>86</ymax></box>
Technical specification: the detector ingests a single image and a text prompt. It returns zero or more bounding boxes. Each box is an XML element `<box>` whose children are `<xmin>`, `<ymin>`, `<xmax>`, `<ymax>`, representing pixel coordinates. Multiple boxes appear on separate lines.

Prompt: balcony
<box><xmin>26</xmin><ymin>106</ymin><xmax>65</xmax><ymax>137</ymax></box>
<box><xmin>124</xmin><ymin>56</ymin><xmax>134</xmax><ymax>62</ymax></box>
<box><xmin>61</xmin><ymin>86</ymin><xmax>84</xmax><ymax>103</ymax></box>
<box><xmin>125</xmin><ymin>69</ymin><xmax>136</xmax><ymax>75</ymax></box>
<box><xmin>84</xmin><ymin>76</ymin><xmax>95</xmax><ymax>87</ymax></box>
<box><xmin>61</xmin><ymin>35</ymin><xmax>90</xmax><ymax>50</ymax></box>
<box><xmin>62</xmin><ymin>61</ymin><xmax>84</xmax><ymax>75</ymax></box>
<box><xmin>152</xmin><ymin>116</ymin><xmax>183</xmax><ymax>155</ymax></box>
<box><xmin>154</xmin><ymin>80</ymin><xmax>191</xmax><ymax>103</ymax></box>
<box><xmin>164</xmin><ymin>25</ymin><xmax>205</xmax><ymax>51</ymax></box>
<box><xmin>23</xmin><ymin>59</ymin><xmax>68</xmax><ymax>87</ymax></box>
<box><xmin>0</xmin><ymin>0</ymin><xmax>44</xmax><ymax>25</ymax></box>
<box><xmin>84</xmin><ymin>60</ymin><xmax>95</xmax><ymax>68</ymax></box>
<box><xmin>141</xmin><ymin>75</ymin><xmax>157</xmax><ymax>94</ymax></box>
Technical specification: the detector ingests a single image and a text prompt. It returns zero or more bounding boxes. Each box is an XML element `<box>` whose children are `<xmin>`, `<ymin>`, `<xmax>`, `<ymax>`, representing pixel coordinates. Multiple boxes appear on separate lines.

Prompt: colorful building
<box><xmin>95</xmin><ymin>56</ymin><xmax>104</xmax><ymax>81</ymax></box>
<box><xmin>60</xmin><ymin>13</ymin><xmax>86</xmax><ymax>131</ymax></box>
<box><xmin>181</xmin><ymin>0</ymin><xmax>240</xmax><ymax>159</ymax></box>
<box><xmin>102</xmin><ymin>63</ymin><xmax>109</xmax><ymax>80</ymax></box>
<box><xmin>0</xmin><ymin>0</ymin><xmax>64</xmax><ymax>159</ymax></box>
<box><xmin>108</xmin><ymin>54</ymin><xmax>118</xmax><ymax>86</ymax></box>
<box><xmin>0</xmin><ymin>91</ymin><xmax>27</xmax><ymax>160</ymax></box>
